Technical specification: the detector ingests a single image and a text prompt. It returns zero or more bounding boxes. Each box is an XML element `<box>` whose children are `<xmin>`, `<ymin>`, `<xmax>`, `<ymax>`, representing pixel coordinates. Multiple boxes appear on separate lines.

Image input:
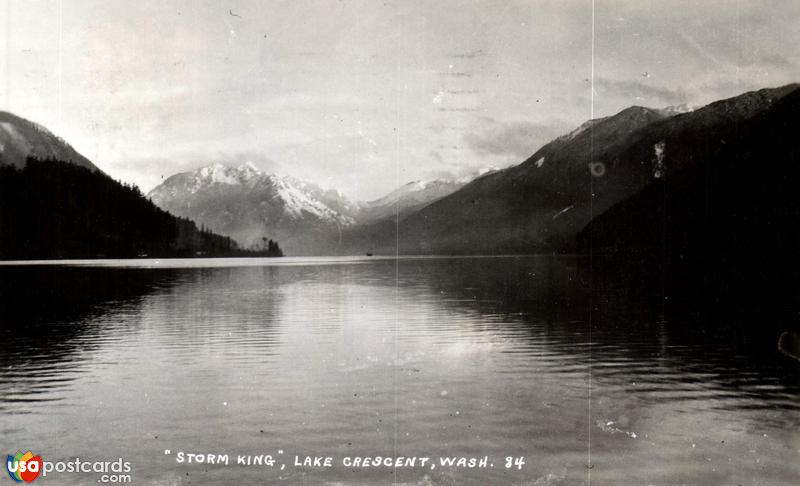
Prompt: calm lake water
<box><xmin>0</xmin><ymin>256</ymin><xmax>798</xmax><ymax>485</ymax></box>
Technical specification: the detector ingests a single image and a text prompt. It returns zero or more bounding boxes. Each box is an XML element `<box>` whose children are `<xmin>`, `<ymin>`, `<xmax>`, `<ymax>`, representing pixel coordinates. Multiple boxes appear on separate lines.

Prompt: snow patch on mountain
<box><xmin>658</xmin><ymin>103</ymin><xmax>698</xmax><ymax>116</ymax></box>
<box><xmin>272</xmin><ymin>176</ymin><xmax>355</xmax><ymax>224</ymax></box>
<box><xmin>552</xmin><ymin>204</ymin><xmax>574</xmax><ymax>220</ymax></box>
<box><xmin>558</xmin><ymin>118</ymin><xmax>607</xmax><ymax>142</ymax></box>
<box><xmin>457</xmin><ymin>165</ymin><xmax>498</xmax><ymax>183</ymax></box>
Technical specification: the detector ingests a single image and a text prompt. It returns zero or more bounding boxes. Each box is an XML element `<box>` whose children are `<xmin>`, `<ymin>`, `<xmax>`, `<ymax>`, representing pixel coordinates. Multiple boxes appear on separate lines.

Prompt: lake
<box><xmin>0</xmin><ymin>256</ymin><xmax>798</xmax><ymax>485</ymax></box>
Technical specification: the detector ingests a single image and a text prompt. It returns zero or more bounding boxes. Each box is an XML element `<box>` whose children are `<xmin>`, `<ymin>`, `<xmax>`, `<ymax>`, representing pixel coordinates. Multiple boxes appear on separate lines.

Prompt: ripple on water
<box><xmin>0</xmin><ymin>257</ymin><xmax>797</xmax><ymax>485</ymax></box>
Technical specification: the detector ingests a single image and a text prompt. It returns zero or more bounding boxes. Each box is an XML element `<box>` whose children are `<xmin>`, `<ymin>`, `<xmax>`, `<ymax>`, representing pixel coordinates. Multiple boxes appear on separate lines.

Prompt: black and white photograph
<box><xmin>1</xmin><ymin>1</ymin><xmax>798</xmax><ymax>484</ymax></box>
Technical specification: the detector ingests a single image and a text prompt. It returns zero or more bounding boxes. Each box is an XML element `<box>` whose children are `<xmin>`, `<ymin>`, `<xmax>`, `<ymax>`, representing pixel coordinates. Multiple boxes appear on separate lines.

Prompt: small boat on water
<box><xmin>366</xmin><ymin>252</ymin><xmax>373</xmax><ymax>256</ymax></box>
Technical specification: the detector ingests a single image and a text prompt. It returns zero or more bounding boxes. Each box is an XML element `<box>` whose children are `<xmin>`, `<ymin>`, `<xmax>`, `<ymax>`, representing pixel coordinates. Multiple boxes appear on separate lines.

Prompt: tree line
<box><xmin>0</xmin><ymin>158</ymin><xmax>283</xmax><ymax>259</ymax></box>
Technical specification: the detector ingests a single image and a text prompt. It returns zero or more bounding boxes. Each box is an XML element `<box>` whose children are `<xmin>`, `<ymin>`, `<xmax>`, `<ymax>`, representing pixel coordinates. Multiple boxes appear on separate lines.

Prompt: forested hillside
<box><xmin>0</xmin><ymin>158</ymin><xmax>283</xmax><ymax>259</ymax></box>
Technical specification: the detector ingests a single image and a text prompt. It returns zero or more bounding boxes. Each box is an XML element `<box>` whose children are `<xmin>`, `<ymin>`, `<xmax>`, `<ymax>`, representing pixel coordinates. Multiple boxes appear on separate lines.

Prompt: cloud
<box><xmin>594</xmin><ymin>78</ymin><xmax>690</xmax><ymax>106</ymax></box>
<box><xmin>464</xmin><ymin>118</ymin><xmax>567</xmax><ymax>159</ymax></box>
<box><xmin>428</xmin><ymin>150</ymin><xmax>444</xmax><ymax>163</ymax></box>
<box><xmin>7</xmin><ymin>0</ymin><xmax>798</xmax><ymax>201</ymax></box>
<box><xmin>750</xmin><ymin>53</ymin><xmax>793</xmax><ymax>69</ymax></box>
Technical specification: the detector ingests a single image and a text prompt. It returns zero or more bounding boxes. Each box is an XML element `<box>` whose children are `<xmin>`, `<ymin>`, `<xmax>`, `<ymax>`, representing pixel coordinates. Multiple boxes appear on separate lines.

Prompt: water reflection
<box><xmin>0</xmin><ymin>266</ymin><xmax>179</xmax><ymax>411</ymax></box>
<box><xmin>0</xmin><ymin>257</ymin><xmax>797</xmax><ymax>485</ymax></box>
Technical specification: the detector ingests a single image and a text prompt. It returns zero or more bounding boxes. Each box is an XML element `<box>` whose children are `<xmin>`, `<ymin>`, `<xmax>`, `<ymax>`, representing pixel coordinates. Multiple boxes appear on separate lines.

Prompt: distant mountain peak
<box><xmin>148</xmin><ymin>160</ymin><xmax>497</xmax><ymax>252</ymax></box>
<box><xmin>610</xmin><ymin>105</ymin><xmax>666</xmax><ymax>123</ymax></box>
<box><xmin>364</xmin><ymin>167</ymin><xmax>495</xmax><ymax>209</ymax></box>
<box><xmin>194</xmin><ymin>161</ymin><xmax>264</xmax><ymax>184</ymax></box>
<box><xmin>147</xmin><ymin>163</ymin><xmax>359</xmax><ymax>253</ymax></box>
<box><xmin>200</xmin><ymin>161</ymin><xmax>256</xmax><ymax>172</ymax></box>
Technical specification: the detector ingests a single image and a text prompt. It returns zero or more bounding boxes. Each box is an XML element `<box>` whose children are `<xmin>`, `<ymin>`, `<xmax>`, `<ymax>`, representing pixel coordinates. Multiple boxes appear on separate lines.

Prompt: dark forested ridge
<box><xmin>0</xmin><ymin>158</ymin><xmax>283</xmax><ymax>259</ymax></box>
<box><xmin>334</xmin><ymin>84</ymin><xmax>798</xmax><ymax>256</ymax></box>
<box><xmin>578</xmin><ymin>85</ymin><xmax>800</xmax><ymax>337</ymax></box>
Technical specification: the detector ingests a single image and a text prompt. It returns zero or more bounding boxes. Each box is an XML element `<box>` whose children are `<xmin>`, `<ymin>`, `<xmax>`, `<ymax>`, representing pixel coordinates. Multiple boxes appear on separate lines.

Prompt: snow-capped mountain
<box><xmin>148</xmin><ymin>163</ymin><xmax>357</xmax><ymax>255</ymax></box>
<box><xmin>148</xmin><ymin>162</ymin><xmax>496</xmax><ymax>254</ymax></box>
<box><xmin>0</xmin><ymin>111</ymin><xmax>99</xmax><ymax>171</ymax></box>
<box><xmin>358</xmin><ymin>167</ymin><xmax>498</xmax><ymax>224</ymax></box>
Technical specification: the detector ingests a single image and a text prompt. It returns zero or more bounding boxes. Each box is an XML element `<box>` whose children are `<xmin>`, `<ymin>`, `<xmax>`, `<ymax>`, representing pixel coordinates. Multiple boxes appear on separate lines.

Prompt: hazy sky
<box><xmin>1</xmin><ymin>0</ymin><xmax>798</xmax><ymax>199</ymax></box>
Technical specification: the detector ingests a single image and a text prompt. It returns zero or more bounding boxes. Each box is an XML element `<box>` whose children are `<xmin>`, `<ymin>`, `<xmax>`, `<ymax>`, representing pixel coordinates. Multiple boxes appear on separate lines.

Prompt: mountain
<box><xmin>147</xmin><ymin>84</ymin><xmax>798</xmax><ymax>258</ymax></box>
<box><xmin>0</xmin><ymin>111</ymin><xmax>282</xmax><ymax>259</ymax></box>
<box><xmin>357</xmin><ymin>167</ymin><xmax>497</xmax><ymax>224</ymax></box>
<box><xmin>0</xmin><ymin>111</ymin><xmax>99</xmax><ymax>172</ymax></box>
<box><xmin>348</xmin><ymin>84</ymin><xmax>798</xmax><ymax>255</ymax></box>
<box><xmin>344</xmin><ymin>105</ymin><xmax>668</xmax><ymax>254</ymax></box>
<box><xmin>148</xmin><ymin>163</ymin><xmax>495</xmax><ymax>255</ymax></box>
<box><xmin>148</xmin><ymin>163</ymin><xmax>357</xmax><ymax>255</ymax></box>
<box><xmin>359</xmin><ymin>179</ymin><xmax>464</xmax><ymax>224</ymax></box>
<box><xmin>578</xmin><ymin>84</ymin><xmax>800</xmax><ymax>335</ymax></box>
<box><xmin>0</xmin><ymin>158</ymin><xmax>282</xmax><ymax>259</ymax></box>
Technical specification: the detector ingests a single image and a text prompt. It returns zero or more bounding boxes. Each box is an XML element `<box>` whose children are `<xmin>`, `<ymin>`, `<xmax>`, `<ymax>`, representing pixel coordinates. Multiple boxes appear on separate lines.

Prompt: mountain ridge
<box><xmin>147</xmin><ymin>162</ymin><xmax>495</xmax><ymax>254</ymax></box>
<box><xmin>343</xmin><ymin>84</ymin><xmax>799</xmax><ymax>255</ymax></box>
<box><xmin>0</xmin><ymin>111</ymin><xmax>99</xmax><ymax>172</ymax></box>
<box><xmin>0</xmin><ymin>158</ymin><xmax>282</xmax><ymax>259</ymax></box>
<box><xmin>578</xmin><ymin>84</ymin><xmax>800</xmax><ymax>333</ymax></box>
